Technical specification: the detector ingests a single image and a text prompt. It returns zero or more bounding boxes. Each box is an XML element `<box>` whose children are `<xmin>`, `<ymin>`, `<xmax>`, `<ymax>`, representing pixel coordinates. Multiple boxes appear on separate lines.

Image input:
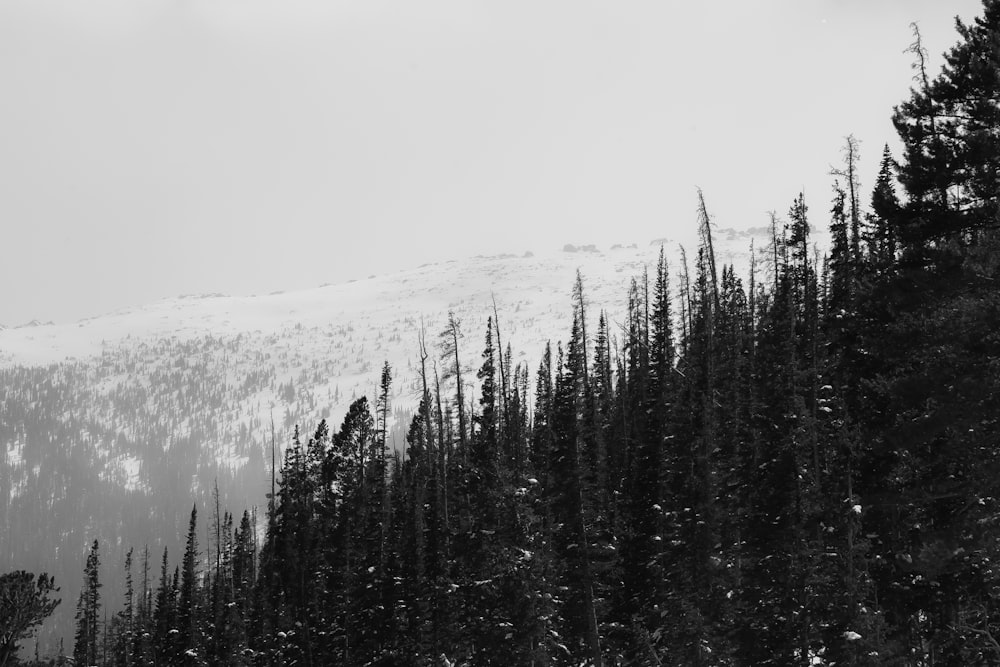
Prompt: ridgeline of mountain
<box><xmin>0</xmin><ymin>234</ymin><xmax>771</xmax><ymax>650</ymax></box>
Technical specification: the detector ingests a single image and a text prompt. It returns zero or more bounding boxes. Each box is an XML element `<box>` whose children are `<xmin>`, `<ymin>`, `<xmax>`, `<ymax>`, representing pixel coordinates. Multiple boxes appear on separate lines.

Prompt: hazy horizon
<box><xmin>0</xmin><ymin>0</ymin><xmax>984</xmax><ymax>325</ymax></box>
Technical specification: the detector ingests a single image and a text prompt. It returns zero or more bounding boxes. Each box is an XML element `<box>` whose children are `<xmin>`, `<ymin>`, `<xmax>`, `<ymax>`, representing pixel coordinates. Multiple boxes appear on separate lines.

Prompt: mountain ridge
<box><xmin>1</xmin><ymin>229</ymin><xmax>782</xmax><ymax>651</ymax></box>
<box><xmin>1</xmin><ymin>232</ymin><xmax>771</xmax><ymax>368</ymax></box>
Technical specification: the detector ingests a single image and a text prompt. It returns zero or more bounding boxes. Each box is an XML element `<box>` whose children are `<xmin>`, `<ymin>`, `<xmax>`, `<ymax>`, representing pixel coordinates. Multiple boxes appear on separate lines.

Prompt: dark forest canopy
<box><xmin>9</xmin><ymin>1</ymin><xmax>1000</xmax><ymax>664</ymax></box>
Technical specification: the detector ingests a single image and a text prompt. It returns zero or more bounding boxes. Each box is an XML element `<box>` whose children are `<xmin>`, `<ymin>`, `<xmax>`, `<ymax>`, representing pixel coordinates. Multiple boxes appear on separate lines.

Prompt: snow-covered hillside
<box><xmin>2</xmin><ymin>234</ymin><xmax>782</xmax><ymax>499</ymax></box>
<box><xmin>0</xmin><ymin>233</ymin><xmax>772</xmax><ymax>651</ymax></box>
<box><xmin>4</xmin><ymin>240</ymin><xmax>753</xmax><ymax>357</ymax></box>
<box><xmin>2</xmin><ymin>235</ymin><xmax>765</xmax><ymax>416</ymax></box>
<box><xmin>4</xmin><ymin>233</ymin><xmax>771</xmax><ymax>357</ymax></box>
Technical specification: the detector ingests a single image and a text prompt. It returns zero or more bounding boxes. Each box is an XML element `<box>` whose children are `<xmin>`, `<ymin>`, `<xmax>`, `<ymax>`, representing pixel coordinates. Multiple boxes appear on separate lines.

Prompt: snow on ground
<box><xmin>5</xmin><ymin>439</ymin><xmax>23</xmax><ymax>468</ymax></box>
<box><xmin>5</xmin><ymin>440</ymin><xmax>28</xmax><ymax>501</ymax></box>
<box><xmin>103</xmin><ymin>454</ymin><xmax>143</xmax><ymax>493</ymax></box>
<box><xmin>1</xmin><ymin>237</ymin><xmax>773</xmax><ymax>491</ymax></box>
<box><xmin>0</xmin><ymin>239</ymin><xmax>763</xmax><ymax>369</ymax></box>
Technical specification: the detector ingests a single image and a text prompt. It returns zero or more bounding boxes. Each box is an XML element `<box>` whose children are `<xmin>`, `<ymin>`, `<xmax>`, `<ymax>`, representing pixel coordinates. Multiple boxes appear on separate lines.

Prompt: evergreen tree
<box><xmin>549</xmin><ymin>316</ymin><xmax>603</xmax><ymax>666</ymax></box>
<box><xmin>152</xmin><ymin>548</ymin><xmax>176</xmax><ymax>666</ymax></box>
<box><xmin>858</xmin><ymin>3</ymin><xmax>1000</xmax><ymax>660</ymax></box>
<box><xmin>865</xmin><ymin>144</ymin><xmax>900</xmax><ymax>274</ymax></box>
<box><xmin>893</xmin><ymin>6</ymin><xmax>1000</xmax><ymax>256</ymax></box>
<box><xmin>440</xmin><ymin>312</ymin><xmax>468</xmax><ymax>451</ymax></box>
<box><xmin>0</xmin><ymin>571</ymin><xmax>60</xmax><ymax>666</ymax></box>
<box><xmin>110</xmin><ymin>547</ymin><xmax>134</xmax><ymax>667</ymax></box>
<box><xmin>73</xmin><ymin>540</ymin><xmax>101</xmax><ymax>667</ymax></box>
<box><xmin>131</xmin><ymin>545</ymin><xmax>155</xmax><ymax>667</ymax></box>
<box><xmin>177</xmin><ymin>506</ymin><xmax>201</xmax><ymax>665</ymax></box>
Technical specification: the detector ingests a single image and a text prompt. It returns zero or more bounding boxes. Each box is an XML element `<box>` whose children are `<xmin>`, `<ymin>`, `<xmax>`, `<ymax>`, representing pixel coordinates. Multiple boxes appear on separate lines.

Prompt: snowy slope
<box><xmin>1</xmin><ymin>232</ymin><xmax>778</xmax><ymax>653</ymax></box>
<box><xmin>0</xmin><ymin>236</ymin><xmax>771</xmax><ymax>477</ymax></box>
<box><xmin>1</xmin><ymin>236</ymin><xmax>763</xmax><ymax>367</ymax></box>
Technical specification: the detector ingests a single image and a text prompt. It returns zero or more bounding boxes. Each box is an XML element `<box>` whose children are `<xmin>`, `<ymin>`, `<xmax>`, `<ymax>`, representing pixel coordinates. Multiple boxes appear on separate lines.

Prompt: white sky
<box><xmin>0</xmin><ymin>0</ymin><xmax>985</xmax><ymax>325</ymax></box>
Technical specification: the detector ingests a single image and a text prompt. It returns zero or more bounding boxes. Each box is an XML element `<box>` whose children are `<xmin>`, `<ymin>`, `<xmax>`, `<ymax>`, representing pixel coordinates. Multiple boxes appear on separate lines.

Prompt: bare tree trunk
<box><xmin>492</xmin><ymin>295</ymin><xmax>510</xmax><ymax>438</ymax></box>
<box><xmin>434</xmin><ymin>363</ymin><xmax>449</xmax><ymax>529</ymax></box>
<box><xmin>214</xmin><ymin>479</ymin><xmax>222</xmax><ymax>577</ymax></box>
<box><xmin>679</xmin><ymin>245</ymin><xmax>693</xmax><ymax>344</ymax></box>
<box><xmin>442</xmin><ymin>312</ymin><xmax>468</xmax><ymax>449</ymax></box>
<box><xmin>907</xmin><ymin>23</ymin><xmax>950</xmax><ymax>211</ymax></box>
<box><xmin>697</xmin><ymin>188</ymin><xmax>720</xmax><ymax>311</ymax></box>
<box><xmin>269</xmin><ymin>417</ymin><xmax>277</xmax><ymax>522</ymax></box>
<box><xmin>749</xmin><ymin>239</ymin><xmax>757</xmax><ymax>340</ymax></box>
<box><xmin>574</xmin><ymin>271</ymin><xmax>590</xmax><ymax>385</ymax></box>
<box><xmin>769</xmin><ymin>211</ymin><xmax>781</xmax><ymax>294</ymax></box>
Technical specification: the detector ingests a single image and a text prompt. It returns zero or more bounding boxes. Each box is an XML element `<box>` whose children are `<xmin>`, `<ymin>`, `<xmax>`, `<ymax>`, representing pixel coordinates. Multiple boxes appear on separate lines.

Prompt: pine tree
<box><xmin>893</xmin><ymin>7</ymin><xmax>1000</xmax><ymax>257</ymax></box>
<box><xmin>0</xmin><ymin>571</ymin><xmax>60</xmax><ymax>666</ymax></box>
<box><xmin>131</xmin><ymin>545</ymin><xmax>155</xmax><ymax>666</ymax></box>
<box><xmin>469</xmin><ymin>319</ymin><xmax>501</xmax><ymax>541</ymax></box>
<box><xmin>865</xmin><ymin>144</ymin><xmax>900</xmax><ymax>274</ymax></box>
<box><xmin>858</xmin><ymin>3</ymin><xmax>1000</xmax><ymax>660</ymax></box>
<box><xmin>440</xmin><ymin>311</ymin><xmax>468</xmax><ymax>450</ymax></box>
<box><xmin>530</xmin><ymin>343</ymin><xmax>555</xmax><ymax>492</ymax></box>
<box><xmin>230</xmin><ymin>510</ymin><xmax>255</xmax><ymax>660</ymax></box>
<box><xmin>110</xmin><ymin>547</ymin><xmax>134</xmax><ymax>667</ymax></box>
<box><xmin>73</xmin><ymin>540</ymin><xmax>101</xmax><ymax>667</ymax></box>
<box><xmin>549</xmin><ymin>315</ymin><xmax>604</xmax><ymax>666</ymax></box>
<box><xmin>152</xmin><ymin>548</ymin><xmax>176</xmax><ymax>665</ymax></box>
<box><xmin>177</xmin><ymin>506</ymin><xmax>201</xmax><ymax>665</ymax></box>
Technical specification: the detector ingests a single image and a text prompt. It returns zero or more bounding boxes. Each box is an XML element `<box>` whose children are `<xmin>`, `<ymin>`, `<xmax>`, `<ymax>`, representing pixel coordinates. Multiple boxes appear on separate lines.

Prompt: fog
<box><xmin>0</xmin><ymin>0</ymin><xmax>982</xmax><ymax>324</ymax></box>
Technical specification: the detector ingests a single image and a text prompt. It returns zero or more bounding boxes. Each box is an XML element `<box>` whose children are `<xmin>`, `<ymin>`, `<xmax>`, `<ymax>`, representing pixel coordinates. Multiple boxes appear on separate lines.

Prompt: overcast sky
<box><xmin>0</xmin><ymin>0</ymin><xmax>985</xmax><ymax>325</ymax></box>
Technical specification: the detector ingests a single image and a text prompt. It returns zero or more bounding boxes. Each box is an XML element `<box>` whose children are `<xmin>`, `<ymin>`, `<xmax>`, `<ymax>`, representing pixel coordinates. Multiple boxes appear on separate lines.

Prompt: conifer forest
<box><xmin>4</xmin><ymin>2</ymin><xmax>1000</xmax><ymax>665</ymax></box>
